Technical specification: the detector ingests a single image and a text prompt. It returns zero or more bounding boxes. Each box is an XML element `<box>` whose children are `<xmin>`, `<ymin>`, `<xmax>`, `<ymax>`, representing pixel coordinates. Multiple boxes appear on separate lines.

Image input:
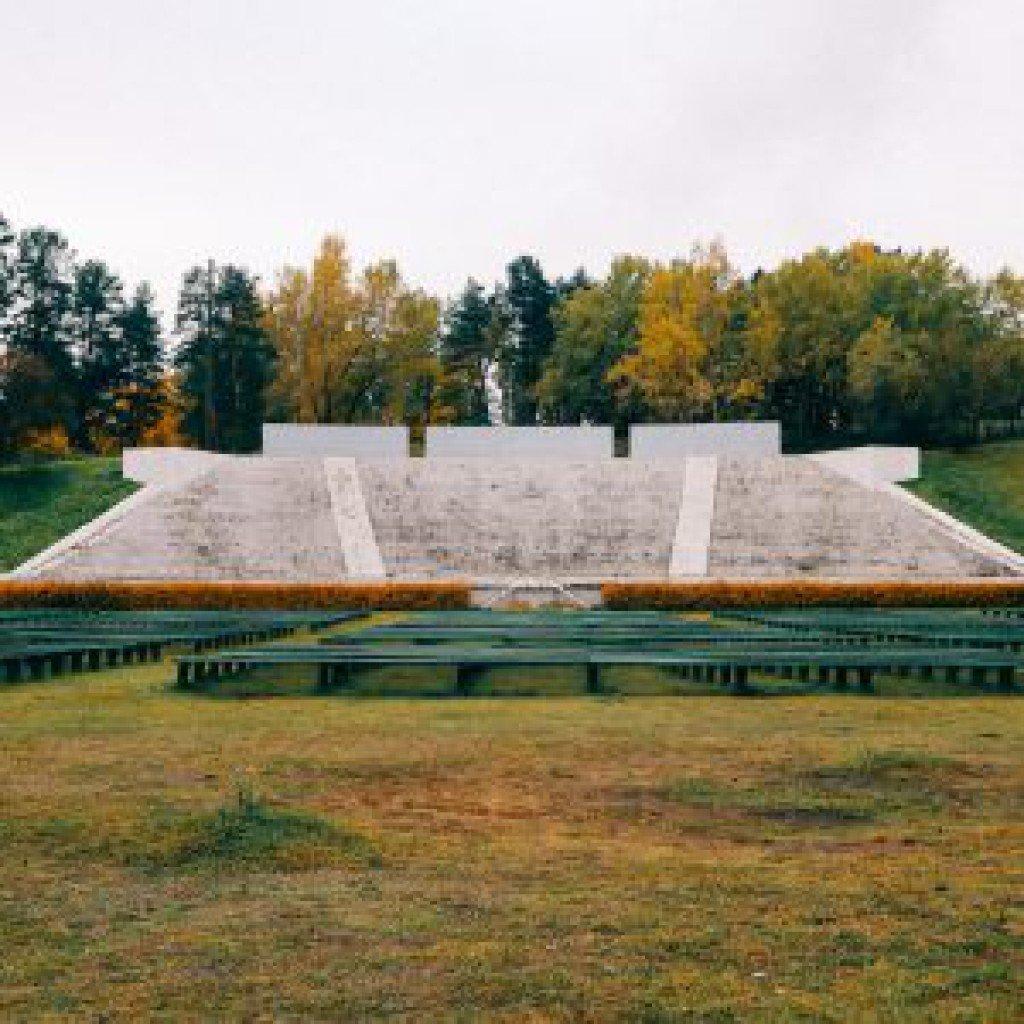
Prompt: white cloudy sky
<box><xmin>3</xmin><ymin>0</ymin><xmax>1022</xmax><ymax>319</ymax></box>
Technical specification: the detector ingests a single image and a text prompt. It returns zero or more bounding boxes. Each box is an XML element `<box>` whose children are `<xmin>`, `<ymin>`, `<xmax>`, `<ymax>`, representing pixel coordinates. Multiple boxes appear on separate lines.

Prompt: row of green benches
<box><xmin>325</xmin><ymin>623</ymin><xmax>1024</xmax><ymax>651</ymax></box>
<box><xmin>175</xmin><ymin>643</ymin><xmax>1021</xmax><ymax>695</ymax></box>
<box><xmin>0</xmin><ymin>611</ymin><xmax>362</xmax><ymax>685</ymax></box>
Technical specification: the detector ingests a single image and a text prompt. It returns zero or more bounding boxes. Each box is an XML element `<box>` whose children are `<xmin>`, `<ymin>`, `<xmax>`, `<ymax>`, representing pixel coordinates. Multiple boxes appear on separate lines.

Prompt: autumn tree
<box><xmin>264</xmin><ymin>237</ymin><xmax>445</xmax><ymax>429</ymax></box>
<box><xmin>608</xmin><ymin>242</ymin><xmax>748</xmax><ymax>421</ymax></box>
<box><xmin>264</xmin><ymin>235</ymin><xmax>362</xmax><ymax>424</ymax></box>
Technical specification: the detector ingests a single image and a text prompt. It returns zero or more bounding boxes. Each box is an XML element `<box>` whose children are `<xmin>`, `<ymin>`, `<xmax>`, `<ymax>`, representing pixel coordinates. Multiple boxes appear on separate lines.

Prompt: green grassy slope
<box><xmin>906</xmin><ymin>440</ymin><xmax>1024</xmax><ymax>555</ymax></box>
<box><xmin>0</xmin><ymin>458</ymin><xmax>136</xmax><ymax>572</ymax></box>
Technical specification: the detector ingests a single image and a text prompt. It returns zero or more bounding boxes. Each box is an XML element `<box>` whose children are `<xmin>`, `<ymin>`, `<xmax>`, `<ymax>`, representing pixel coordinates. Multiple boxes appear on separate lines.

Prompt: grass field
<box><xmin>906</xmin><ymin>440</ymin><xmax>1024</xmax><ymax>555</ymax></box>
<box><xmin>0</xmin><ymin>458</ymin><xmax>136</xmax><ymax>571</ymax></box>
<box><xmin>1</xmin><ymin>656</ymin><xmax>1022</xmax><ymax>1021</ymax></box>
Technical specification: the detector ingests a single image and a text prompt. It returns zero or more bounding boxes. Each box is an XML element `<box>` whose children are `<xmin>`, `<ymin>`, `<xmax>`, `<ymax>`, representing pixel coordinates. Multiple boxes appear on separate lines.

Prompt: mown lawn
<box><xmin>907</xmin><ymin>440</ymin><xmax>1024</xmax><ymax>555</ymax></box>
<box><xmin>1</xmin><ymin>660</ymin><xmax>1022</xmax><ymax>1021</ymax></box>
<box><xmin>0</xmin><ymin>458</ymin><xmax>136</xmax><ymax>571</ymax></box>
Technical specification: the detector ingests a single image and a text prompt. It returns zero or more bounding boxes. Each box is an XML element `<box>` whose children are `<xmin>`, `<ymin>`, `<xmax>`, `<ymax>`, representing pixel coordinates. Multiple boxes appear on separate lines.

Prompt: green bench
<box><xmin>0</xmin><ymin>611</ymin><xmax>362</xmax><ymax>686</ymax></box>
<box><xmin>176</xmin><ymin>643</ymin><xmax>1021</xmax><ymax>696</ymax></box>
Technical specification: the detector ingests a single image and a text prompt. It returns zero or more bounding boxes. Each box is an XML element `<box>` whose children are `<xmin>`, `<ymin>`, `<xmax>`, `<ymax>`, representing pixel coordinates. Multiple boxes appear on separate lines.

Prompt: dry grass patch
<box><xmin>0</xmin><ymin>662</ymin><xmax>1022</xmax><ymax>1021</ymax></box>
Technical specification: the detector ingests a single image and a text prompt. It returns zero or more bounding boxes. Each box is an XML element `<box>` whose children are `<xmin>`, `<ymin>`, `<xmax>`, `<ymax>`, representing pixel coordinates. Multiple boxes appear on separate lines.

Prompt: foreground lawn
<box><xmin>0</xmin><ymin>663</ymin><xmax>1022</xmax><ymax>1021</ymax></box>
<box><xmin>0</xmin><ymin>458</ymin><xmax>136</xmax><ymax>571</ymax></box>
<box><xmin>907</xmin><ymin>440</ymin><xmax>1024</xmax><ymax>555</ymax></box>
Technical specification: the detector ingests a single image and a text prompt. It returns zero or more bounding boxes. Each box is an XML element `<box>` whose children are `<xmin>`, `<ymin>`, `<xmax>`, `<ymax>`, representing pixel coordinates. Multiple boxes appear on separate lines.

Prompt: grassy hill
<box><xmin>0</xmin><ymin>458</ymin><xmax>136</xmax><ymax>572</ymax></box>
<box><xmin>906</xmin><ymin>439</ymin><xmax>1024</xmax><ymax>555</ymax></box>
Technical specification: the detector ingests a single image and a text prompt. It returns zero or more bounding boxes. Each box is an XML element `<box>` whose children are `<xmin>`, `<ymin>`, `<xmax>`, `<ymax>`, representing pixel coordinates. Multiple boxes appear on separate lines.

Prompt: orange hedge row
<box><xmin>0</xmin><ymin>581</ymin><xmax>471</xmax><ymax>611</ymax></box>
<box><xmin>601</xmin><ymin>580</ymin><xmax>1024</xmax><ymax>610</ymax></box>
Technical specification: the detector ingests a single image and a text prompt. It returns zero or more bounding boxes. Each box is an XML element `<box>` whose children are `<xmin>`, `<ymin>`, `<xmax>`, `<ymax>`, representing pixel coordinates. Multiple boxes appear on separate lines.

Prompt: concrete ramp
<box><xmin>21</xmin><ymin>458</ymin><xmax>349</xmax><ymax>581</ymax></box>
<box><xmin>708</xmin><ymin>456</ymin><xmax>1017</xmax><ymax>578</ymax></box>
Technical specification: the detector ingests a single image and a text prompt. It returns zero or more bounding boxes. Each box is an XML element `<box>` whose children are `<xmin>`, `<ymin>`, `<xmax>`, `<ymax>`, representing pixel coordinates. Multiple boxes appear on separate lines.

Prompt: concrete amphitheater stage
<box><xmin>10</xmin><ymin>446</ymin><xmax>1024</xmax><ymax>589</ymax></box>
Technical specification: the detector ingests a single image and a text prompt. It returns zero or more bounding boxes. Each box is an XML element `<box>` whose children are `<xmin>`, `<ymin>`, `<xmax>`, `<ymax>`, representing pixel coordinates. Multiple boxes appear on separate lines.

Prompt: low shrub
<box><xmin>153</xmin><ymin>785</ymin><xmax>380</xmax><ymax>871</ymax></box>
<box><xmin>0</xmin><ymin>579</ymin><xmax>470</xmax><ymax>611</ymax></box>
<box><xmin>601</xmin><ymin>580</ymin><xmax>1024</xmax><ymax>610</ymax></box>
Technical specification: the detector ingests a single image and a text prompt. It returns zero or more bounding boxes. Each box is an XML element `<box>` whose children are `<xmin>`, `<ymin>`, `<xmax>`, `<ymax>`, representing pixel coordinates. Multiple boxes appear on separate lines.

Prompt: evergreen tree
<box><xmin>175</xmin><ymin>261</ymin><xmax>273</xmax><ymax>452</ymax></box>
<box><xmin>117</xmin><ymin>284</ymin><xmax>165</xmax><ymax>445</ymax></box>
<box><xmin>439</xmin><ymin>278</ymin><xmax>494</xmax><ymax>424</ymax></box>
<box><xmin>73</xmin><ymin>259</ymin><xmax>126</xmax><ymax>447</ymax></box>
<box><xmin>500</xmin><ymin>255</ymin><xmax>555</xmax><ymax>424</ymax></box>
<box><xmin>7</xmin><ymin>227</ymin><xmax>76</xmax><ymax>436</ymax></box>
<box><xmin>0</xmin><ymin>214</ymin><xmax>14</xmax><ymax>333</ymax></box>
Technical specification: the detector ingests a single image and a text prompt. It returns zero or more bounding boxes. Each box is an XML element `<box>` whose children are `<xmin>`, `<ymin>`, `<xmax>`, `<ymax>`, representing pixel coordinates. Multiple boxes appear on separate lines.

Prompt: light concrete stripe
<box><xmin>669</xmin><ymin>456</ymin><xmax>718</xmax><ymax>577</ymax></box>
<box><xmin>323</xmin><ymin>458</ymin><xmax>386</xmax><ymax>579</ymax></box>
<box><xmin>6</xmin><ymin>482</ymin><xmax>168</xmax><ymax>579</ymax></box>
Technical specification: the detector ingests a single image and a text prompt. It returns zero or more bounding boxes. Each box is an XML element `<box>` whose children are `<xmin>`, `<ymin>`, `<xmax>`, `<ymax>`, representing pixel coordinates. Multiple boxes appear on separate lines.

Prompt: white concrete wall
<box><xmin>262</xmin><ymin>424</ymin><xmax>408</xmax><ymax>458</ymax></box>
<box><xmin>122</xmin><ymin>447</ymin><xmax>227</xmax><ymax>486</ymax></box>
<box><xmin>426</xmin><ymin>426</ymin><xmax>613</xmax><ymax>459</ymax></box>
<box><xmin>630</xmin><ymin>422</ymin><xmax>781</xmax><ymax>459</ymax></box>
<box><xmin>808</xmin><ymin>446</ymin><xmax>920</xmax><ymax>485</ymax></box>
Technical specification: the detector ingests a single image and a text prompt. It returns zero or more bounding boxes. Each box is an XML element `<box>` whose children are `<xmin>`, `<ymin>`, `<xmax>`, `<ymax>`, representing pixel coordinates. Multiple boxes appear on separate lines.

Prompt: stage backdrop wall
<box><xmin>630</xmin><ymin>422</ymin><xmax>781</xmax><ymax>459</ymax></box>
<box><xmin>262</xmin><ymin>424</ymin><xmax>408</xmax><ymax>458</ymax></box>
<box><xmin>426</xmin><ymin>426</ymin><xmax>614</xmax><ymax>459</ymax></box>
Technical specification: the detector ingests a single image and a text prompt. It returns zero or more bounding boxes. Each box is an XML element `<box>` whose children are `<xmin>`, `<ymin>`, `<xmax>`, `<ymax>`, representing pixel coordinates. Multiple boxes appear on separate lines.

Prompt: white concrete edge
<box><xmin>5</xmin><ymin>482</ymin><xmax>169</xmax><ymax>579</ymax></box>
<box><xmin>669</xmin><ymin>455</ymin><xmax>718</xmax><ymax>578</ymax></box>
<box><xmin>883</xmin><ymin>482</ymin><xmax>1024</xmax><ymax>574</ymax></box>
<box><xmin>323</xmin><ymin>457</ymin><xmax>387</xmax><ymax>579</ymax></box>
<box><xmin>808</xmin><ymin>452</ymin><xmax>1024</xmax><ymax>575</ymax></box>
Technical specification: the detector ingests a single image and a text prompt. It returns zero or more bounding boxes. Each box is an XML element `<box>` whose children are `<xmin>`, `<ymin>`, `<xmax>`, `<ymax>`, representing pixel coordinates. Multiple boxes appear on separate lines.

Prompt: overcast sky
<box><xmin>4</xmin><ymin>0</ymin><xmax>1022</xmax><ymax>320</ymax></box>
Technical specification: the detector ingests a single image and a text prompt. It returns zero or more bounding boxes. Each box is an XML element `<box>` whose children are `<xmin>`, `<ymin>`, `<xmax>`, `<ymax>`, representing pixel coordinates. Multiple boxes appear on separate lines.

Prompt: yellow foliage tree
<box><xmin>264</xmin><ymin>237</ymin><xmax>443</xmax><ymax>426</ymax></box>
<box><xmin>138</xmin><ymin>375</ymin><xmax>187</xmax><ymax>447</ymax></box>
<box><xmin>264</xmin><ymin>234</ymin><xmax>362</xmax><ymax>423</ymax></box>
<box><xmin>608</xmin><ymin>241</ymin><xmax>741</xmax><ymax>420</ymax></box>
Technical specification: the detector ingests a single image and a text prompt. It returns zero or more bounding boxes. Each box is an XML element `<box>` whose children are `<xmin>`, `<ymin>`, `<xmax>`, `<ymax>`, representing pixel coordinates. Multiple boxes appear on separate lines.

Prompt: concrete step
<box><xmin>357</xmin><ymin>460</ymin><xmax>686</xmax><ymax>577</ymax></box>
<box><xmin>708</xmin><ymin>457</ymin><xmax>1014</xmax><ymax>578</ymax></box>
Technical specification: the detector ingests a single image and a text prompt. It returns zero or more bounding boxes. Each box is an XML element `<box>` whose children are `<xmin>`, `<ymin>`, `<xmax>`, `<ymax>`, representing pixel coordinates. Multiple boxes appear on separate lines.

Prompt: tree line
<box><xmin>2</xmin><ymin>215</ymin><xmax>1022</xmax><ymax>458</ymax></box>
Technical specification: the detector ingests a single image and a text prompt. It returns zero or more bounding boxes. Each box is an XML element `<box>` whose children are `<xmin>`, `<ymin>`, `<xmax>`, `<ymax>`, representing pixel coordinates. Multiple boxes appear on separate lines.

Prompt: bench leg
<box><xmin>316</xmin><ymin>663</ymin><xmax>350</xmax><ymax>693</ymax></box>
<box><xmin>585</xmin><ymin>663</ymin><xmax>603</xmax><ymax>695</ymax></box>
<box><xmin>997</xmin><ymin>666</ymin><xmax>1016</xmax><ymax>692</ymax></box>
<box><xmin>455</xmin><ymin>664</ymin><xmax>480</xmax><ymax>696</ymax></box>
<box><xmin>834</xmin><ymin>667</ymin><xmax>849</xmax><ymax>691</ymax></box>
<box><xmin>732</xmin><ymin>665</ymin><xmax>750</xmax><ymax>695</ymax></box>
<box><xmin>857</xmin><ymin>667</ymin><xmax>874</xmax><ymax>694</ymax></box>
